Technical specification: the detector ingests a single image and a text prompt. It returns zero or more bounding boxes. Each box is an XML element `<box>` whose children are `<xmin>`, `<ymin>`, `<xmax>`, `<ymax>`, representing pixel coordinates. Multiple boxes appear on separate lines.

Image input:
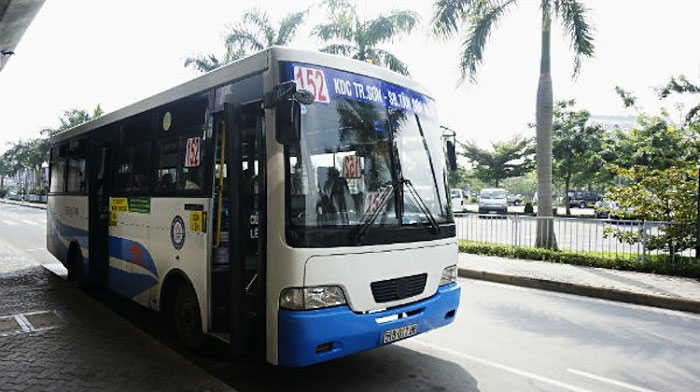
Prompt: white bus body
<box><xmin>47</xmin><ymin>47</ymin><xmax>460</xmax><ymax>367</ymax></box>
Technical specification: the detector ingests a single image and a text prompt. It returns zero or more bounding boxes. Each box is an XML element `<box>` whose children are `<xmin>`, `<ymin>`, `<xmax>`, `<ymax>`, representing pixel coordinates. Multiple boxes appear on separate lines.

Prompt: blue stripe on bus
<box><xmin>108</xmin><ymin>266</ymin><xmax>159</xmax><ymax>298</ymax></box>
<box><xmin>277</xmin><ymin>283</ymin><xmax>461</xmax><ymax>367</ymax></box>
<box><xmin>108</xmin><ymin>236</ymin><xmax>158</xmax><ymax>278</ymax></box>
<box><xmin>49</xmin><ymin>215</ymin><xmax>160</xmax><ymax>297</ymax></box>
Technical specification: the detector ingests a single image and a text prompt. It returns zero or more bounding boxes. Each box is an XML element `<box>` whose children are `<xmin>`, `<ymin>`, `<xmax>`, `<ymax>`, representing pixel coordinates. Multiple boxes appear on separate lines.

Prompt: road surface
<box><xmin>1</xmin><ymin>202</ymin><xmax>698</xmax><ymax>392</ymax></box>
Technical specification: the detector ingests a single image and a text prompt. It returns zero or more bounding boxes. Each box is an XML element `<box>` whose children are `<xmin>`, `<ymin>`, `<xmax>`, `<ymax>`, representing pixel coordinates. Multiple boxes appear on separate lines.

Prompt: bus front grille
<box><xmin>370</xmin><ymin>273</ymin><xmax>427</xmax><ymax>303</ymax></box>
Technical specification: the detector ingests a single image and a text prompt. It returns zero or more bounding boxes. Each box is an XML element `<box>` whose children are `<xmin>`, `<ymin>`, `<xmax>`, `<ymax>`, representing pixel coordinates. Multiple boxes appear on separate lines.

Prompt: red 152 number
<box><xmin>294</xmin><ymin>66</ymin><xmax>330</xmax><ymax>103</ymax></box>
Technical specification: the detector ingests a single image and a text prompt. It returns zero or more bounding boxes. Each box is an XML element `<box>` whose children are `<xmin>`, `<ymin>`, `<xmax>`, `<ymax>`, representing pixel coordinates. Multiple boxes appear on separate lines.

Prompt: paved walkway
<box><xmin>0</xmin><ymin>199</ymin><xmax>47</xmax><ymax>210</ymax></box>
<box><xmin>0</xmin><ymin>267</ymin><xmax>232</xmax><ymax>391</ymax></box>
<box><xmin>459</xmin><ymin>253</ymin><xmax>700</xmax><ymax>313</ymax></box>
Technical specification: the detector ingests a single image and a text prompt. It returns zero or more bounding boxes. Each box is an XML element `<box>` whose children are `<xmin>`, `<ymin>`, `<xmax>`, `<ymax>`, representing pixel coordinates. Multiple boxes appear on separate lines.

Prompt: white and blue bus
<box><xmin>47</xmin><ymin>47</ymin><xmax>460</xmax><ymax>367</ymax></box>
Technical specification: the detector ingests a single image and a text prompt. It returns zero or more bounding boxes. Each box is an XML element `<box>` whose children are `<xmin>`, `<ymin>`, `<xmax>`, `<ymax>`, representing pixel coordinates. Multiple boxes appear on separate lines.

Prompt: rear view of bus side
<box><xmin>47</xmin><ymin>47</ymin><xmax>460</xmax><ymax>367</ymax></box>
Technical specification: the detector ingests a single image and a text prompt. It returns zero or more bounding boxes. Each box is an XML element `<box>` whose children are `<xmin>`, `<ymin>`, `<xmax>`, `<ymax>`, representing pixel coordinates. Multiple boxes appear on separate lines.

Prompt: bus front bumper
<box><xmin>277</xmin><ymin>283</ymin><xmax>460</xmax><ymax>367</ymax></box>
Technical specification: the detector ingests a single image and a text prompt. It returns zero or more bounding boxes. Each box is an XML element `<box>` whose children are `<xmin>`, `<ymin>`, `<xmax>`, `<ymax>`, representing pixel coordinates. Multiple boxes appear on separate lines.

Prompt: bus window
<box><xmin>112</xmin><ymin>142</ymin><xmax>151</xmax><ymax>194</ymax></box>
<box><xmin>156</xmin><ymin>138</ymin><xmax>178</xmax><ymax>190</ymax></box>
<box><xmin>67</xmin><ymin>139</ymin><xmax>87</xmax><ymax>194</ymax></box>
<box><xmin>49</xmin><ymin>145</ymin><xmax>67</xmax><ymax>193</ymax></box>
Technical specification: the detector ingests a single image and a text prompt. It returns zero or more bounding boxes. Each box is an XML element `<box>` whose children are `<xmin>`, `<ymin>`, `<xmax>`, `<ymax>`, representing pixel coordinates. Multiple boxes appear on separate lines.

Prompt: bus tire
<box><xmin>68</xmin><ymin>243</ymin><xmax>88</xmax><ymax>289</ymax></box>
<box><xmin>173</xmin><ymin>282</ymin><xmax>204</xmax><ymax>351</ymax></box>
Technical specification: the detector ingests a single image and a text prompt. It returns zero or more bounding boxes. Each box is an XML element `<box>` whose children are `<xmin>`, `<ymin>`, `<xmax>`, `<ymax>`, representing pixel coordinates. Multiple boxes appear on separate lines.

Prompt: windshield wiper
<box><xmin>352</xmin><ymin>182</ymin><xmax>395</xmax><ymax>244</ymax></box>
<box><xmin>402</xmin><ymin>179</ymin><xmax>441</xmax><ymax>234</ymax></box>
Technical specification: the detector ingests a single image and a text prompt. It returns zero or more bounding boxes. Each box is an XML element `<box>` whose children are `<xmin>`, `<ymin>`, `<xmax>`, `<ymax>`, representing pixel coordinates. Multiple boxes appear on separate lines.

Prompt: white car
<box><xmin>478</xmin><ymin>188</ymin><xmax>508</xmax><ymax>214</ymax></box>
<box><xmin>450</xmin><ymin>188</ymin><xmax>467</xmax><ymax>213</ymax></box>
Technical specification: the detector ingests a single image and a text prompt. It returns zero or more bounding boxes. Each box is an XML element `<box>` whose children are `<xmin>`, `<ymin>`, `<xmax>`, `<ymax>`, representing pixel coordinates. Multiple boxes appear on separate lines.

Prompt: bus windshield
<box><xmin>286</xmin><ymin>94</ymin><xmax>450</xmax><ymax>229</ymax></box>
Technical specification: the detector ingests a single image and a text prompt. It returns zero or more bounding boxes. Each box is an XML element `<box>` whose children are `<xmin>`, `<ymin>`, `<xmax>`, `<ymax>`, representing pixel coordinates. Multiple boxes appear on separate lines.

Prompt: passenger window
<box><xmin>67</xmin><ymin>139</ymin><xmax>87</xmax><ymax>194</ymax></box>
<box><xmin>156</xmin><ymin>138</ymin><xmax>178</xmax><ymax>190</ymax></box>
<box><xmin>50</xmin><ymin>145</ymin><xmax>67</xmax><ymax>193</ymax></box>
<box><xmin>130</xmin><ymin>143</ymin><xmax>151</xmax><ymax>193</ymax></box>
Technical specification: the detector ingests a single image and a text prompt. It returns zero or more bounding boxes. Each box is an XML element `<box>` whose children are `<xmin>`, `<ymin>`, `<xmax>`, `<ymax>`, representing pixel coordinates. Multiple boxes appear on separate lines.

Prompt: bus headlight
<box><xmin>280</xmin><ymin>286</ymin><xmax>347</xmax><ymax>310</ymax></box>
<box><xmin>440</xmin><ymin>265</ymin><xmax>458</xmax><ymax>286</ymax></box>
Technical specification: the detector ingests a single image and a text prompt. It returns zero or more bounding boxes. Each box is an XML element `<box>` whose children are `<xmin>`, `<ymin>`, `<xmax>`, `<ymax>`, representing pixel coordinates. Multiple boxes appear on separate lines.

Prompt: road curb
<box><xmin>0</xmin><ymin>199</ymin><xmax>47</xmax><ymax>210</ymax></box>
<box><xmin>458</xmin><ymin>268</ymin><xmax>700</xmax><ymax>314</ymax></box>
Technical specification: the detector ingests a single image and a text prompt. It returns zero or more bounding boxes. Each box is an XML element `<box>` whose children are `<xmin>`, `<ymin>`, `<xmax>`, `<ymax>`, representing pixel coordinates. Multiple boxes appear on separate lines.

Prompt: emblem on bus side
<box><xmin>170</xmin><ymin>215</ymin><xmax>186</xmax><ymax>250</ymax></box>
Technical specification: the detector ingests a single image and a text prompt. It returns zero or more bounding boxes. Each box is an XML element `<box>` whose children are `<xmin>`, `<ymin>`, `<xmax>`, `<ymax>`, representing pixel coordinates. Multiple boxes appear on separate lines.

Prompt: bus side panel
<box><xmin>105</xmin><ymin>196</ymin><xmax>210</xmax><ymax>331</ymax></box>
<box><xmin>47</xmin><ymin>195</ymin><xmax>89</xmax><ymax>268</ymax></box>
<box><xmin>149</xmin><ymin>197</ymin><xmax>210</xmax><ymax>332</ymax></box>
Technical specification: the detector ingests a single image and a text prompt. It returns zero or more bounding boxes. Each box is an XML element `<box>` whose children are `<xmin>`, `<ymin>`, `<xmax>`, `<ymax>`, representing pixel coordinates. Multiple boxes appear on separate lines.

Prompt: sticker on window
<box><xmin>185</xmin><ymin>137</ymin><xmax>201</xmax><ymax>167</ymax></box>
<box><xmin>293</xmin><ymin>66</ymin><xmax>330</xmax><ymax>104</ymax></box>
<box><xmin>343</xmin><ymin>155</ymin><xmax>361</xmax><ymax>178</ymax></box>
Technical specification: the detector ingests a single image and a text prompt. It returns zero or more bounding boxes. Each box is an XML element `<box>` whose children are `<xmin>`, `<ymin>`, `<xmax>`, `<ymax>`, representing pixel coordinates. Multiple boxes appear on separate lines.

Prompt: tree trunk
<box><xmin>535</xmin><ymin>6</ymin><xmax>557</xmax><ymax>249</ymax></box>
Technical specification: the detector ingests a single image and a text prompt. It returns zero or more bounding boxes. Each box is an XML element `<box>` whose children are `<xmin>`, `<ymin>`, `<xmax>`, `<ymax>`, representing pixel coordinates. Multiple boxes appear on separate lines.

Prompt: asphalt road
<box><xmin>2</xmin><ymin>202</ymin><xmax>699</xmax><ymax>392</ymax></box>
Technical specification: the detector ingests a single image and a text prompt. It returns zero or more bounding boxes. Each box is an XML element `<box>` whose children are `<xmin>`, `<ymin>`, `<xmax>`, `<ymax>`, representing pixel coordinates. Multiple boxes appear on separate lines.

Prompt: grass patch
<box><xmin>459</xmin><ymin>240</ymin><xmax>700</xmax><ymax>279</ymax></box>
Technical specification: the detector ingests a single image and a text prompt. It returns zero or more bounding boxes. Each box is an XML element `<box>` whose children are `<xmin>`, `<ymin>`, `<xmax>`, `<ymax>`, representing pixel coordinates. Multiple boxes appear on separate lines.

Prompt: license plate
<box><xmin>383</xmin><ymin>324</ymin><xmax>418</xmax><ymax>344</ymax></box>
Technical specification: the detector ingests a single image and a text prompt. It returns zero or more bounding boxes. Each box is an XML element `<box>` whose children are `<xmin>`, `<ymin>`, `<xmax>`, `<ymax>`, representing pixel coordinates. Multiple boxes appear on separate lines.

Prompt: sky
<box><xmin>1</xmin><ymin>0</ymin><xmax>699</xmax><ymax>153</ymax></box>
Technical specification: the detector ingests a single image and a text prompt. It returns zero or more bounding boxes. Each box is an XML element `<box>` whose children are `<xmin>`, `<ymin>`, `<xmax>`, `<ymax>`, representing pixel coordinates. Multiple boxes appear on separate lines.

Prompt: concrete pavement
<box><xmin>459</xmin><ymin>253</ymin><xmax>700</xmax><ymax>314</ymax></box>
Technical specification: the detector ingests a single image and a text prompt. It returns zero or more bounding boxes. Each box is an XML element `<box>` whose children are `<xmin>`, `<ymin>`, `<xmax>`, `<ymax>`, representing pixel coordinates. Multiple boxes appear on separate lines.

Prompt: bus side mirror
<box><xmin>270</xmin><ymin>82</ymin><xmax>314</xmax><ymax>145</ymax></box>
<box><xmin>276</xmin><ymin>98</ymin><xmax>301</xmax><ymax>145</ymax></box>
<box><xmin>446</xmin><ymin>140</ymin><xmax>457</xmax><ymax>172</ymax></box>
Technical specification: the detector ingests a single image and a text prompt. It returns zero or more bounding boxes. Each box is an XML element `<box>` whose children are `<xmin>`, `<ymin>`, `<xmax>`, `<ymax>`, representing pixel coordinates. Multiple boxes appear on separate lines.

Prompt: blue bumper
<box><xmin>278</xmin><ymin>283</ymin><xmax>460</xmax><ymax>367</ymax></box>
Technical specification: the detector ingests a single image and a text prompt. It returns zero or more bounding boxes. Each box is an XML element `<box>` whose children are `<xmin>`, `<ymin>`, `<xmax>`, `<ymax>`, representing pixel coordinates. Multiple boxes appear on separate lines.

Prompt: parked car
<box><xmin>566</xmin><ymin>191</ymin><xmax>602</xmax><ymax>208</ymax></box>
<box><xmin>479</xmin><ymin>188</ymin><xmax>508</xmax><ymax>214</ymax></box>
<box><xmin>450</xmin><ymin>188</ymin><xmax>467</xmax><ymax>213</ymax></box>
<box><xmin>594</xmin><ymin>199</ymin><xmax>637</xmax><ymax>219</ymax></box>
<box><xmin>7</xmin><ymin>192</ymin><xmax>22</xmax><ymax>201</ymax></box>
<box><xmin>507</xmin><ymin>193</ymin><xmax>523</xmax><ymax>206</ymax></box>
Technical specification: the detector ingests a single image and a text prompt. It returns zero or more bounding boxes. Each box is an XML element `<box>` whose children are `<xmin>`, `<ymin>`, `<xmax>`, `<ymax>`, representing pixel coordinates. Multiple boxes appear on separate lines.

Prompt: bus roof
<box><xmin>51</xmin><ymin>47</ymin><xmax>433</xmax><ymax>144</ymax></box>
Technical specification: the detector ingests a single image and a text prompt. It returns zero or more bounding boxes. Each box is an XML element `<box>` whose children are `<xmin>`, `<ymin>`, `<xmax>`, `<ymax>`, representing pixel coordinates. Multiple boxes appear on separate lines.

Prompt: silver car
<box><xmin>479</xmin><ymin>188</ymin><xmax>508</xmax><ymax>214</ymax></box>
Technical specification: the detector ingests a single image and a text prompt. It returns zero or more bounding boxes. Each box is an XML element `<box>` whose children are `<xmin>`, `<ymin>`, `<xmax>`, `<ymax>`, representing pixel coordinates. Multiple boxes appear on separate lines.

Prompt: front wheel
<box><xmin>579</xmin><ymin>201</ymin><xmax>587</xmax><ymax>209</ymax></box>
<box><xmin>173</xmin><ymin>283</ymin><xmax>204</xmax><ymax>351</ymax></box>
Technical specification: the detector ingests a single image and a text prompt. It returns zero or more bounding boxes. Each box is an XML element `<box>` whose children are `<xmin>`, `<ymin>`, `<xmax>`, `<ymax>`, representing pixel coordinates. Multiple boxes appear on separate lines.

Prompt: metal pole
<box><xmin>696</xmin><ymin>167</ymin><xmax>699</xmax><ymax>260</ymax></box>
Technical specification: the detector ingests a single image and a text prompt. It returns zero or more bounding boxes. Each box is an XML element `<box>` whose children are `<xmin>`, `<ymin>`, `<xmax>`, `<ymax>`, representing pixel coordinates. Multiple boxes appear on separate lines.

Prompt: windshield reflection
<box><xmin>286</xmin><ymin>96</ymin><xmax>451</xmax><ymax>228</ymax></box>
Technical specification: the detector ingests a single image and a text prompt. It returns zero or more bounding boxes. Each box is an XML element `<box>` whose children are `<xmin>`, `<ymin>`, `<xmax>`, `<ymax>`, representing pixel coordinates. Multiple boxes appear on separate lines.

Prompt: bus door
<box><xmin>87</xmin><ymin>142</ymin><xmax>111</xmax><ymax>288</ymax></box>
<box><xmin>226</xmin><ymin>102</ymin><xmax>266</xmax><ymax>357</ymax></box>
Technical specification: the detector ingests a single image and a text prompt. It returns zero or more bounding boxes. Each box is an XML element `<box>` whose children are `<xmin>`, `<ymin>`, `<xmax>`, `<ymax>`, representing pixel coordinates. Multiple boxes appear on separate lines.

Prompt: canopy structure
<box><xmin>0</xmin><ymin>0</ymin><xmax>44</xmax><ymax>72</ymax></box>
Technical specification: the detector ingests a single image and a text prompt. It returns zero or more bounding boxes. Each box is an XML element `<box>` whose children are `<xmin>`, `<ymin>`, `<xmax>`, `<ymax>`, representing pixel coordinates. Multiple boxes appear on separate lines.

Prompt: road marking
<box><xmin>1</xmin><ymin>219</ymin><xmax>18</xmax><ymax>226</ymax></box>
<box><xmin>21</xmin><ymin>219</ymin><xmax>39</xmax><ymax>225</ymax></box>
<box><xmin>408</xmin><ymin>339</ymin><xmax>594</xmax><ymax>392</ymax></box>
<box><xmin>566</xmin><ymin>369</ymin><xmax>658</xmax><ymax>392</ymax></box>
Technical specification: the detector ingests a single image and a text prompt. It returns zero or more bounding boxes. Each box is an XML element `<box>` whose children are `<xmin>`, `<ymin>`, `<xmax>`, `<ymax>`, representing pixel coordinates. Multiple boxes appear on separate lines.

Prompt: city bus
<box><xmin>47</xmin><ymin>47</ymin><xmax>460</xmax><ymax>367</ymax></box>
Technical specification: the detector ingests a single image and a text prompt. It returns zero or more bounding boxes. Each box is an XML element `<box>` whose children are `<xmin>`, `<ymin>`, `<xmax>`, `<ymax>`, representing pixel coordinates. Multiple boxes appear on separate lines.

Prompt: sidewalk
<box><xmin>458</xmin><ymin>253</ymin><xmax>700</xmax><ymax>314</ymax></box>
<box><xmin>0</xmin><ymin>266</ymin><xmax>232</xmax><ymax>390</ymax></box>
<box><xmin>0</xmin><ymin>198</ymin><xmax>47</xmax><ymax>210</ymax></box>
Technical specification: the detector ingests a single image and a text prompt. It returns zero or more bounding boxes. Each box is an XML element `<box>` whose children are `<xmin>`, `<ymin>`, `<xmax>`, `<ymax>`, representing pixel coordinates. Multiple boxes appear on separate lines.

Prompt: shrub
<box><xmin>459</xmin><ymin>240</ymin><xmax>700</xmax><ymax>279</ymax></box>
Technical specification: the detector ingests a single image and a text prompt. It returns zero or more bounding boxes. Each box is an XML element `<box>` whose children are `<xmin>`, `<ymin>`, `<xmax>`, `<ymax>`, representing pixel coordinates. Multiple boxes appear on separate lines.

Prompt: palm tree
<box><xmin>432</xmin><ymin>0</ymin><xmax>594</xmax><ymax>248</ymax></box>
<box><xmin>311</xmin><ymin>0</ymin><xmax>419</xmax><ymax>76</ymax></box>
<box><xmin>185</xmin><ymin>8</ymin><xmax>307</xmax><ymax>73</ymax></box>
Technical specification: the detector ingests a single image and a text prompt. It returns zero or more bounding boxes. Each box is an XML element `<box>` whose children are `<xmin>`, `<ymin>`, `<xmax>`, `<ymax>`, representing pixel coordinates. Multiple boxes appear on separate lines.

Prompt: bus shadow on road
<box><xmin>89</xmin><ymin>289</ymin><xmax>480</xmax><ymax>392</ymax></box>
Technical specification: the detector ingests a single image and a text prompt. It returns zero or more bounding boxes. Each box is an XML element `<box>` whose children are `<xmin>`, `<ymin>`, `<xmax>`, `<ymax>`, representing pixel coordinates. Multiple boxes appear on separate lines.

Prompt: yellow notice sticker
<box><xmin>189</xmin><ymin>211</ymin><xmax>203</xmax><ymax>233</ymax></box>
<box><xmin>109</xmin><ymin>211</ymin><xmax>117</xmax><ymax>226</ymax></box>
<box><xmin>111</xmin><ymin>198</ymin><xmax>128</xmax><ymax>212</ymax></box>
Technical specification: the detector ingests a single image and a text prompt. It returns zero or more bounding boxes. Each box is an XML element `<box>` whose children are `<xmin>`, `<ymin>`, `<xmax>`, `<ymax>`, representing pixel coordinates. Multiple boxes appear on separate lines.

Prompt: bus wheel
<box><xmin>68</xmin><ymin>244</ymin><xmax>90</xmax><ymax>290</ymax></box>
<box><xmin>173</xmin><ymin>283</ymin><xmax>204</xmax><ymax>351</ymax></box>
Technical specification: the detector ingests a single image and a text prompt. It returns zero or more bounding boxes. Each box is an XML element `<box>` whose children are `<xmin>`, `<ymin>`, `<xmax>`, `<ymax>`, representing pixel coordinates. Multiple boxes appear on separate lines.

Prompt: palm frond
<box><xmin>275</xmin><ymin>10</ymin><xmax>307</xmax><ymax>46</ymax></box>
<box><xmin>312</xmin><ymin>16</ymin><xmax>355</xmax><ymax>42</ymax></box>
<box><xmin>658</xmin><ymin>75</ymin><xmax>700</xmax><ymax>98</ymax></box>
<box><xmin>226</xmin><ymin>27</ymin><xmax>266</xmax><ymax>52</ymax></box>
<box><xmin>364</xmin><ymin>10</ymin><xmax>419</xmax><ymax>47</ymax></box>
<box><xmin>184</xmin><ymin>54</ymin><xmax>222</xmax><ymax>73</ymax></box>
<box><xmin>554</xmin><ymin>0</ymin><xmax>594</xmax><ymax>77</ymax></box>
<box><xmin>242</xmin><ymin>9</ymin><xmax>276</xmax><ymax>46</ymax></box>
<box><xmin>368</xmin><ymin>48</ymin><xmax>410</xmax><ymax>76</ymax></box>
<box><xmin>431</xmin><ymin>0</ymin><xmax>475</xmax><ymax>39</ymax></box>
<box><xmin>319</xmin><ymin>43</ymin><xmax>357</xmax><ymax>57</ymax></box>
<box><xmin>459</xmin><ymin>0</ymin><xmax>517</xmax><ymax>83</ymax></box>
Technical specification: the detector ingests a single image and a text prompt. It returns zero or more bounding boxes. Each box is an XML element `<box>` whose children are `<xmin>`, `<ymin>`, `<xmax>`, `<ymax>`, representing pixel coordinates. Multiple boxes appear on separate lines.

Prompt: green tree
<box><xmin>605</xmin><ymin>165</ymin><xmax>697</xmax><ymax>256</ymax></box>
<box><xmin>312</xmin><ymin>0</ymin><xmax>419</xmax><ymax>75</ymax></box>
<box><xmin>460</xmin><ymin>136</ymin><xmax>534</xmax><ymax>187</ymax></box>
<box><xmin>551</xmin><ymin>99</ymin><xmax>604</xmax><ymax>215</ymax></box>
<box><xmin>432</xmin><ymin>0</ymin><xmax>594</xmax><ymax>248</ymax></box>
<box><xmin>185</xmin><ymin>8</ymin><xmax>307</xmax><ymax>73</ymax></box>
